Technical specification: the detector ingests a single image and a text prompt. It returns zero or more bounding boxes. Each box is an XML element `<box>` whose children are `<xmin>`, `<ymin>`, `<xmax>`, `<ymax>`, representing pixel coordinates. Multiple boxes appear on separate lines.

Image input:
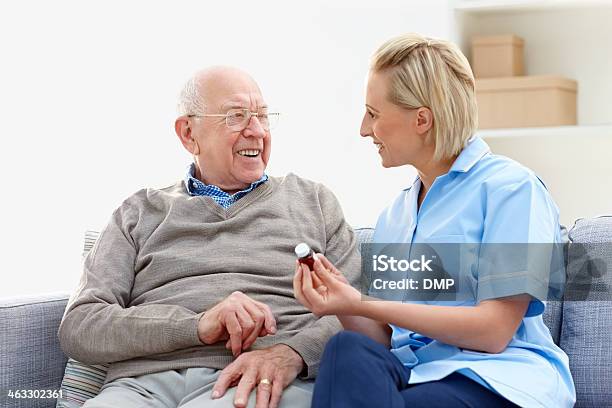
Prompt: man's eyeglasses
<box><xmin>188</xmin><ymin>108</ymin><xmax>280</xmax><ymax>131</ymax></box>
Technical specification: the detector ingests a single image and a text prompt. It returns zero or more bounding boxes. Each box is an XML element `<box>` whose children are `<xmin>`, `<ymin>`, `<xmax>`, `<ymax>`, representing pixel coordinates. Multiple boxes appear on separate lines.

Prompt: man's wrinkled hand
<box><xmin>198</xmin><ymin>291</ymin><xmax>277</xmax><ymax>357</ymax></box>
<box><xmin>211</xmin><ymin>344</ymin><xmax>304</xmax><ymax>408</ymax></box>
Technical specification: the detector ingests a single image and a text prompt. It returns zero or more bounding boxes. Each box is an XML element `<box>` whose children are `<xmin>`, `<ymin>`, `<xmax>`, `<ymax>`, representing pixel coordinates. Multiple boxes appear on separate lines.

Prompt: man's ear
<box><xmin>175</xmin><ymin>116</ymin><xmax>200</xmax><ymax>155</ymax></box>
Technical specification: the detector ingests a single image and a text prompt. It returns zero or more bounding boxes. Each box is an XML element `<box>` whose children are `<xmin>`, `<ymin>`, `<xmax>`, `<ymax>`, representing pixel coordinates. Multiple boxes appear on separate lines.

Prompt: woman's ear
<box><xmin>175</xmin><ymin>116</ymin><xmax>200</xmax><ymax>155</ymax></box>
<box><xmin>415</xmin><ymin>107</ymin><xmax>434</xmax><ymax>135</ymax></box>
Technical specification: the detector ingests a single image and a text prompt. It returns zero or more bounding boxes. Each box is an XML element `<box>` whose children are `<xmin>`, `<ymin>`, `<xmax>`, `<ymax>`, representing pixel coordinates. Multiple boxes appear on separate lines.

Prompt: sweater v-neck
<box><xmin>194</xmin><ymin>178</ymin><xmax>276</xmax><ymax>219</ymax></box>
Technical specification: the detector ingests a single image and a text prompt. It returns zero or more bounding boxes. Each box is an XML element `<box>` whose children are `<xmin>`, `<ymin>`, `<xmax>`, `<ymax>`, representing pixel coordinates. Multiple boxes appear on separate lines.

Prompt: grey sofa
<box><xmin>1</xmin><ymin>217</ymin><xmax>611</xmax><ymax>408</ymax></box>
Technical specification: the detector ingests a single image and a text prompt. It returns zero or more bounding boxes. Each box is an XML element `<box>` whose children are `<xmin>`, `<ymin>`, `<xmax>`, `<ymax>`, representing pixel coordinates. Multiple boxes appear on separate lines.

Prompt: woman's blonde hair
<box><xmin>371</xmin><ymin>33</ymin><xmax>478</xmax><ymax>160</ymax></box>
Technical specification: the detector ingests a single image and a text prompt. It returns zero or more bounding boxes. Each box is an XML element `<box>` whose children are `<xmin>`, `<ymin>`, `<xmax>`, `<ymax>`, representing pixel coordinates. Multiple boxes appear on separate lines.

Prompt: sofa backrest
<box><xmin>0</xmin><ymin>295</ymin><xmax>69</xmax><ymax>407</ymax></box>
<box><xmin>561</xmin><ymin>216</ymin><xmax>612</xmax><ymax>407</ymax></box>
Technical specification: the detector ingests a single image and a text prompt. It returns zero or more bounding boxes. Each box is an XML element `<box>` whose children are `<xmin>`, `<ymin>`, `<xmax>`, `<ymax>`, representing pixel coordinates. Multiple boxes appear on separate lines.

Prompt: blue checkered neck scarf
<box><xmin>184</xmin><ymin>163</ymin><xmax>269</xmax><ymax>209</ymax></box>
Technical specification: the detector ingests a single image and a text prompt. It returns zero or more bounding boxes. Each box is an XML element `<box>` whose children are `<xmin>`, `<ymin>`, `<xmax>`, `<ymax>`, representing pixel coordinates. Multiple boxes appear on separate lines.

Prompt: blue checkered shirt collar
<box><xmin>184</xmin><ymin>163</ymin><xmax>269</xmax><ymax>209</ymax></box>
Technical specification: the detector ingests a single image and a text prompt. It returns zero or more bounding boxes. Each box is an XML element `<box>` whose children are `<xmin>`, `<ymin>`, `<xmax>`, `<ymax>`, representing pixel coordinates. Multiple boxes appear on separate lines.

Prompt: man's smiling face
<box><xmin>188</xmin><ymin>68</ymin><xmax>271</xmax><ymax>193</ymax></box>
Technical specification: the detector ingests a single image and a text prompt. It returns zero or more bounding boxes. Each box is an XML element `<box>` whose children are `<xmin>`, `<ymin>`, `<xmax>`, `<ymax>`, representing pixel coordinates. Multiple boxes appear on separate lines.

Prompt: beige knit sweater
<box><xmin>58</xmin><ymin>173</ymin><xmax>360</xmax><ymax>384</ymax></box>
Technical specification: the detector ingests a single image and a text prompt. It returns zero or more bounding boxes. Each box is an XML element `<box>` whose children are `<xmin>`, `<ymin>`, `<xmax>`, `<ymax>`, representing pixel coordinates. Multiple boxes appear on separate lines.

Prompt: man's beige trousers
<box><xmin>78</xmin><ymin>367</ymin><xmax>313</xmax><ymax>408</ymax></box>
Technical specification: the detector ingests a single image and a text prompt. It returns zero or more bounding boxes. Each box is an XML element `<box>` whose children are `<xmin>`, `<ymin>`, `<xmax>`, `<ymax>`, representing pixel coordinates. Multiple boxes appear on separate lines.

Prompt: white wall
<box><xmin>481</xmin><ymin>126</ymin><xmax>612</xmax><ymax>227</ymax></box>
<box><xmin>0</xmin><ymin>0</ymin><xmax>457</xmax><ymax>297</ymax></box>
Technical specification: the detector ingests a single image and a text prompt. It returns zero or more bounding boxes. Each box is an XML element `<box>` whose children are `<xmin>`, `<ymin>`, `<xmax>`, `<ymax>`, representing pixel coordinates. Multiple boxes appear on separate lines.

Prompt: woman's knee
<box><xmin>322</xmin><ymin>330</ymin><xmax>387</xmax><ymax>370</ymax></box>
<box><xmin>326</xmin><ymin>330</ymin><xmax>374</xmax><ymax>355</ymax></box>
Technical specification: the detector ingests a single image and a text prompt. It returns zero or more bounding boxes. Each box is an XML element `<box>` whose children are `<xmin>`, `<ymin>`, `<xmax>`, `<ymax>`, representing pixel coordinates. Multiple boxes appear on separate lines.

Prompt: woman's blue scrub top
<box><xmin>372</xmin><ymin>137</ymin><xmax>576</xmax><ymax>408</ymax></box>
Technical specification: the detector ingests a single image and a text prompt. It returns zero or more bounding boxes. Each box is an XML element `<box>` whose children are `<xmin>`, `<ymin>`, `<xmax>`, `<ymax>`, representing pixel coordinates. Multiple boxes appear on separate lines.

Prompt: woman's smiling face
<box><xmin>360</xmin><ymin>69</ymin><xmax>433</xmax><ymax>168</ymax></box>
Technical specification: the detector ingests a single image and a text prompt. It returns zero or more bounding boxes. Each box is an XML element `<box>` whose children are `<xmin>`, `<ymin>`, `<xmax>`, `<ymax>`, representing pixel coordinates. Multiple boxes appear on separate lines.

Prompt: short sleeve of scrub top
<box><xmin>477</xmin><ymin>173</ymin><xmax>565</xmax><ymax>317</ymax></box>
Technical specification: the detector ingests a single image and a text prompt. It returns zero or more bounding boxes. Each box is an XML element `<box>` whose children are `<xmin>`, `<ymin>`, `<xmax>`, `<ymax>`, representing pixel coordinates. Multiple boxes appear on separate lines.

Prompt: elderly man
<box><xmin>58</xmin><ymin>66</ymin><xmax>360</xmax><ymax>408</ymax></box>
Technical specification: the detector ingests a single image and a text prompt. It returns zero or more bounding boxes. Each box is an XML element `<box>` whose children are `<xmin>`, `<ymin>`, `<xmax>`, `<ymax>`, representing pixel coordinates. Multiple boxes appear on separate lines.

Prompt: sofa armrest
<box><xmin>0</xmin><ymin>294</ymin><xmax>69</xmax><ymax>408</ymax></box>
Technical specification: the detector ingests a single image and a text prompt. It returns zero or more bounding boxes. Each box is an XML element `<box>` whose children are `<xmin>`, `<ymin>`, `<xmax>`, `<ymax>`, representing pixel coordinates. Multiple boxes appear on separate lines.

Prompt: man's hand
<box><xmin>198</xmin><ymin>291</ymin><xmax>277</xmax><ymax>357</ymax></box>
<box><xmin>212</xmin><ymin>344</ymin><xmax>304</xmax><ymax>408</ymax></box>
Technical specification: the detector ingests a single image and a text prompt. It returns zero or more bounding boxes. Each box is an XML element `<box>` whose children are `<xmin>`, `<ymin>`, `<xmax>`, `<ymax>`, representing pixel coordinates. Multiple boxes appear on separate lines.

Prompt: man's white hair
<box><xmin>177</xmin><ymin>66</ymin><xmax>257</xmax><ymax>116</ymax></box>
<box><xmin>177</xmin><ymin>75</ymin><xmax>205</xmax><ymax>116</ymax></box>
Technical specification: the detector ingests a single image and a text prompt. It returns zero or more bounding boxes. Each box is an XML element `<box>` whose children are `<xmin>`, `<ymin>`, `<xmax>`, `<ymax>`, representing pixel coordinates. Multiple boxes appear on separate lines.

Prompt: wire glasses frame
<box><xmin>188</xmin><ymin>108</ymin><xmax>280</xmax><ymax>131</ymax></box>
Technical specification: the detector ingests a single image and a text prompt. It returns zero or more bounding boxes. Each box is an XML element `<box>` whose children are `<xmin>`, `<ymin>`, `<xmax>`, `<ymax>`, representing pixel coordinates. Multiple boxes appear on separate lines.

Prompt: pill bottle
<box><xmin>295</xmin><ymin>243</ymin><xmax>315</xmax><ymax>270</ymax></box>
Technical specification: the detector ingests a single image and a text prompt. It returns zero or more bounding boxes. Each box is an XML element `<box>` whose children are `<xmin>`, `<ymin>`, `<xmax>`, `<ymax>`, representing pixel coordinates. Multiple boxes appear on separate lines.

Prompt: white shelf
<box><xmin>454</xmin><ymin>0</ymin><xmax>612</xmax><ymax>13</ymax></box>
<box><xmin>476</xmin><ymin>124</ymin><xmax>612</xmax><ymax>139</ymax></box>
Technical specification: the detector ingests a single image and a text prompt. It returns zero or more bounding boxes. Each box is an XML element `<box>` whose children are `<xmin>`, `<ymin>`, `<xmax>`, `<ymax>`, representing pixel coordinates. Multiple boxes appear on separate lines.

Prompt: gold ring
<box><xmin>259</xmin><ymin>378</ymin><xmax>271</xmax><ymax>386</ymax></box>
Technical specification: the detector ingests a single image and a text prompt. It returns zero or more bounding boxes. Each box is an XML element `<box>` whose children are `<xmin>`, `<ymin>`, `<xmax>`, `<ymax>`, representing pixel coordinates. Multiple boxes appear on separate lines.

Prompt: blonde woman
<box><xmin>293</xmin><ymin>34</ymin><xmax>575</xmax><ymax>408</ymax></box>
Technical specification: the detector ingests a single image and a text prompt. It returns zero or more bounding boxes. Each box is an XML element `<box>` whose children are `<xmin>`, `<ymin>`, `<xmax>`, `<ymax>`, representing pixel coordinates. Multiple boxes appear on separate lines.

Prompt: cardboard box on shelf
<box><xmin>476</xmin><ymin>75</ymin><xmax>577</xmax><ymax>129</ymax></box>
<box><xmin>472</xmin><ymin>34</ymin><xmax>524</xmax><ymax>78</ymax></box>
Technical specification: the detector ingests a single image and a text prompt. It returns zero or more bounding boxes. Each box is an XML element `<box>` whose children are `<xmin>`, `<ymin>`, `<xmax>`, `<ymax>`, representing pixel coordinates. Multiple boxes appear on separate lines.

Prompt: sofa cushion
<box><xmin>55</xmin><ymin>360</ymin><xmax>107</xmax><ymax>407</ymax></box>
<box><xmin>560</xmin><ymin>216</ymin><xmax>612</xmax><ymax>407</ymax></box>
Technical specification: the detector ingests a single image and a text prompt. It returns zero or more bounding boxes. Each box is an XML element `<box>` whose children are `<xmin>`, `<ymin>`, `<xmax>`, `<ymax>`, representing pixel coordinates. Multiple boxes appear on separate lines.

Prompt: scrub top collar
<box><xmin>448</xmin><ymin>136</ymin><xmax>491</xmax><ymax>174</ymax></box>
<box><xmin>403</xmin><ymin>136</ymin><xmax>491</xmax><ymax>192</ymax></box>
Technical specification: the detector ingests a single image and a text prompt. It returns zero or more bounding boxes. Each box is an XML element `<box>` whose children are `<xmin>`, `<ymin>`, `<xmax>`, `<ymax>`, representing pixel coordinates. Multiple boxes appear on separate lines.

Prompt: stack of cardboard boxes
<box><xmin>472</xmin><ymin>34</ymin><xmax>577</xmax><ymax>129</ymax></box>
